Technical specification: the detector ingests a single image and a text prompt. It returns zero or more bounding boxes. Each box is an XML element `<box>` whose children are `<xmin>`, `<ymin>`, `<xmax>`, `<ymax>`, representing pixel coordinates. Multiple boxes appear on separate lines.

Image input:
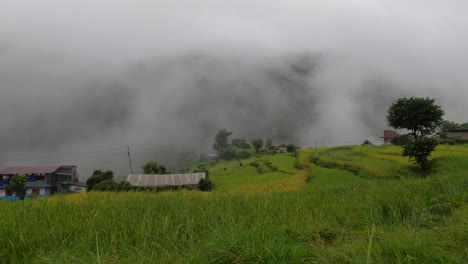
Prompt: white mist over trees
<box><xmin>1</xmin><ymin>1</ymin><xmax>468</xmax><ymax>176</ymax></box>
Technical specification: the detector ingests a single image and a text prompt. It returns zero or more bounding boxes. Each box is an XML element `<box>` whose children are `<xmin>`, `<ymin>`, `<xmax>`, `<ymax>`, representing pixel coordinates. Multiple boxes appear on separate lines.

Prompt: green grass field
<box><xmin>0</xmin><ymin>145</ymin><xmax>467</xmax><ymax>263</ymax></box>
<box><xmin>207</xmin><ymin>153</ymin><xmax>304</xmax><ymax>192</ymax></box>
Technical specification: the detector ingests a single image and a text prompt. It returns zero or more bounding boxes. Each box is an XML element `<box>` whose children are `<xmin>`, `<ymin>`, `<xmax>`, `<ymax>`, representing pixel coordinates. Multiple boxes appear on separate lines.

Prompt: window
<box><xmin>31</xmin><ymin>189</ymin><xmax>40</xmax><ymax>195</ymax></box>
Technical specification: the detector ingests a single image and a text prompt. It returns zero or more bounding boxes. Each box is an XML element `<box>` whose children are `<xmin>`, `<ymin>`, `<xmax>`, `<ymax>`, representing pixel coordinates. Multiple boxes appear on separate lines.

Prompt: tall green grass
<box><xmin>0</xmin><ymin>146</ymin><xmax>467</xmax><ymax>263</ymax></box>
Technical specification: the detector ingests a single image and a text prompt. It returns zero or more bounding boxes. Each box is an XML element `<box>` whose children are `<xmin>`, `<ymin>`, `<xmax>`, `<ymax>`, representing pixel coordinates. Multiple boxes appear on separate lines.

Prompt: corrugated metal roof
<box><xmin>127</xmin><ymin>173</ymin><xmax>206</xmax><ymax>187</ymax></box>
<box><xmin>0</xmin><ymin>166</ymin><xmax>60</xmax><ymax>175</ymax></box>
<box><xmin>447</xmin><ymin>128</ymin><xmax>468</xmax><ymax>132</ymax></box>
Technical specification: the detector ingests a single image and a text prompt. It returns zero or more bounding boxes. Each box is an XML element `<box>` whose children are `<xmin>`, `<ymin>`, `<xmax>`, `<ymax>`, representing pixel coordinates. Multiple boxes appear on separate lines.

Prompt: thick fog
<box><xmin>1</xmin><ymin>1</ymin><xmax>467</xmax><ymax>178</ymax></box>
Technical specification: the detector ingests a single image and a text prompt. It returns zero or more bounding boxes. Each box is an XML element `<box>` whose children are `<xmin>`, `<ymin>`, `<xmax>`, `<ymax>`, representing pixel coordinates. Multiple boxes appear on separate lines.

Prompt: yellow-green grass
<box><xmin>208</xmin><ymin>153</ymin><xmax>305</xmax><ymax>192</ymax></box>
<box><xmin>309</xmin><ymin>144</ymin><xmax>468</xmax><ymax>179</ymax></box>
<box><xmin>0</xmin><ymin>145</ymin><xmax>467</xmax><ymax>263</ymax></box>
<box><xmin>308</xmin><ymin>164</ymin><xmax>373</xmax><ymax>191</ymax></box>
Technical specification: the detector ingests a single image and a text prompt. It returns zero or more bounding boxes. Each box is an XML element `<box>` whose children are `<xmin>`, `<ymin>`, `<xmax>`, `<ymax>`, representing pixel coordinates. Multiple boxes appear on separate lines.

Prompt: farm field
<box><xmin>208</xmin><ymin>153</ymin><xmax>307</xmax><ymax>192</ymax></box>
<box><xmin>0</xmin><ymin>145</ymin><xmax>467</xmax><ymax>263</ymax></box>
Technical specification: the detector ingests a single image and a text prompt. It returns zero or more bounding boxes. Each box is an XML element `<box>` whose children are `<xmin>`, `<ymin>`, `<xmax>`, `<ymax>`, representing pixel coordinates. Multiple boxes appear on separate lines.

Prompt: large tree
<box><xmin>251</xmin><ymin>139</ymin><xmax>263</xmax><ymax>153</ymax></box>
<box><xmin>387</xmin><ymin>97</ymin><xmax>444</xmax><ymax>173</ymax></box>
<box><xmin>387</xmin><ymin>97</ymin><xmax>444</xmax><ymax>141</ymax></box>
<box><xmin>212</xmin><ymin>129</ymin><xmax>232</xmax><ymax>154</ymax></box>
<box><xmin>142</xmin><ymin>161</ymin><xmax>167</xmax><ymax>174</ymax></box>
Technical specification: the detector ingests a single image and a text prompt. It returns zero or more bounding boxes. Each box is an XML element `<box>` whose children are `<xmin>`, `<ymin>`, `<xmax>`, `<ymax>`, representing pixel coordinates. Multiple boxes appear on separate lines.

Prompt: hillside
<box><xmin>0</xmin><ymin>145</ymin><xmax>466</xmax><ymax>263</ymax></box>
<box><xmin>208</xmin><ymin>153</ymin><xmax>307</xmax><ymax>192</ymax></box>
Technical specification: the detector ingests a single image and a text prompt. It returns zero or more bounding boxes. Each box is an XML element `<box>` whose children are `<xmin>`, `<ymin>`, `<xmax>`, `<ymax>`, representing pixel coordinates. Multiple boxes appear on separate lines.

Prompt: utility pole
<box><xmin>127</xmin><ymin>146</ymin><xmax>133</xmax><ymax>174</ymax></box>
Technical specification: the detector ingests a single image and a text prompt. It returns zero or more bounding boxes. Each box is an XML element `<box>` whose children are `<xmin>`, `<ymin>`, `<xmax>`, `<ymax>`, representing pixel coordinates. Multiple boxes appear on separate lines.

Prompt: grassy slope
<box><xmin>0</xmin><ymin>146</ymin><xmax>467</xmax><ymax>263</ymax></box>
<box><xmin>208</xmin><ymin>153</ymin><xmax>307</xmax><ymax>192</ymax></box>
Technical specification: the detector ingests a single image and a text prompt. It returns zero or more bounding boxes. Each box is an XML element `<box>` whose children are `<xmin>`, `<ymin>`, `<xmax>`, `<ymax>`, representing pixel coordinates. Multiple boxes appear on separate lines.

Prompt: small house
<box><xmin>0</xmin><ymin>165</ymin><xmax>78</xmax><ymax>199</ymax></box>
<box><xmin>381</xmin><ymin>130</ymin><xmax>399</xmax><ymax>144</ymax></box>
<box><xmin>64</xmin><ymin>182</ymin><xmax>88</xmax><ymax>193</ymax></box>
<box><xmin>127</xmin><ymin>173</ymin><xmax>206</xmax><ymax>189</ymax></box>
<box><xmin>440</xmin><ymin>128</ymin><xmax>468</xmax><ymax>140</ymax></box>
<box><xmin>277</xmin><ymin>144</ymin><xmax>288</xmax><ymax>153</ymax></box>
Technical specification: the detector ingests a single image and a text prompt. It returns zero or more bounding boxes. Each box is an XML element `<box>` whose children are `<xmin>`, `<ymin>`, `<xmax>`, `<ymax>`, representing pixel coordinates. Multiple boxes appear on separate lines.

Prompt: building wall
<box><xmin>0</xmin><ymin>189</ymin><xmax>14</xmax><ymax>197</ymax></box>
<box><xmin>446</xmin><ymin>132</ymin><xmax>468</xmax><ymax>140</ymax></box>
<box><xmin>69</xmin><ymin>185</ymin><xmax>87</xmax><ymax>193</ymax></box>
<box><xmin>26</xmin><ymin>188</ymin><xmax>46</xmax><ymax>196</ymax></box>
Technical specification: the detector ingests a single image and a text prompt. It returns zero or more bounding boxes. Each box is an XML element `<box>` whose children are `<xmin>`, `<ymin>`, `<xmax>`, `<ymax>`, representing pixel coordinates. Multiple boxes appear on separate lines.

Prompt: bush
<box><xmin>250</xmin><ymin>162</ymin><xmax>259</xmax><ymax>167</ymax></box>
<box><xmin>198</xmin><ymin>178</ymin><xmax>213</xmax><ymax>191</ymax></box>
<box><xmin>265</xmin><ymin>162</ymin><xmax>278</xmax><ymax>171</ymax></box>
<box><xmin>257</xmin><ymin>165</ymin><xmax>266</xmax><ymax>174</ymax></box>
<box><xmin>119</xmin><ymin>180</ymin><xmax>134</xmax><ymax>192</ymax></box>
<box><xmin>287</xmin><ymin>144</ymin><xmax>297</xmax><ymax>153</ymax></box>
<box><xmin>86</xmin><ymin>170</ymin><xmax>114</xmax><ymax>191</ymax></box>
<box><xmin>93</xmin><ymin>179</ymin><xmax>120</xmax><ymax>192</ymax></box>
<box><xmin>220</xmin><ymin>146</ymin><xmax>253</xmax><ymax>160</ymax></box>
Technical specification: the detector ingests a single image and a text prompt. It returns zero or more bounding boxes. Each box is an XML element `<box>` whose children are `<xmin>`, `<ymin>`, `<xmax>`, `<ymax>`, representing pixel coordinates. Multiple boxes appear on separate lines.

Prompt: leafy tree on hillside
<box><xmin>461</xmin><ymin>122</ymin><xmax>468</xmax><ymax>129</ymax></box>
<box><xmin>387</xmin><ymin>97</ymin><xmax>444</xmax><ymax>173</ymax></box>
<box><xmin>219</xmin><ymin>145</ymin><xmax>252</xmax><ymax>160</ymax></box>
<box><xmin>387</xmin><ymin>97</ymin><xmax>444</xmax><ymax>141</ymax></box>
<box><xmin>251</xmin><ymin>139</ymin><xmax>263</xmax><ymax>153</ymax></box>
<box><xmin>142</xmin><ymin>161</ymin><xmax>167</xmax><ymax>174</ymax></box>
<box><xmin>212</xmin><ymin>129</ymin><xmax>232</xmax><ymax>154</ymax></box>
<box><xmin>231</xmin><ymin>138</ymin><xmax>251</xmax><ymax>149</ymax></box>
<box><xmin>7</xmin><ymin>175</ymin><xmax>27</xmax><ymax>200</ymax></box>
<box><xmin>266</xmin><ymin>139</ymin><xmax>274</xmax><ymax>150</ymax></box>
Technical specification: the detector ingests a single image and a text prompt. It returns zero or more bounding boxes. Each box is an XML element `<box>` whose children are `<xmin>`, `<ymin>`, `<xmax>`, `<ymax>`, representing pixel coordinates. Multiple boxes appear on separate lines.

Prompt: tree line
<box><xmin>212</xmin><ymin>129</ymin><xmax>297</xmax><ymax>160</ymax></box>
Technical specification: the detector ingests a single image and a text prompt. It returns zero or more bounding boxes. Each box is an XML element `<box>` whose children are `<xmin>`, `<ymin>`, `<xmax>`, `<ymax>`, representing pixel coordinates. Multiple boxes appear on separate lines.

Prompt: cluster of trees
<box><xmin>86</xmin><ymin>170</ymin><xmax>133</xmax><ymax>192</ymax></box>
<box><xmin>439</xmin><ymin>120</ymin><xmax>468</xmax><ymax>132</ymax></box>
<box><xmin>387</xmin><ymin>97</ymin><xmax>444</xmax><ymax>174</ymax></box>
<box><xmin>212</xmin><ymin>130</ymin><xmax>253</xmax><ymax>160</ymax></box>
<box><xmin>212</xmin><ymin>129</ymin><xmax>297</xmax><ymax>160</ymax></box>
<box><xmin>142</xmin><ymin>161</ymin><xmax>167</xmax><ymax>174</ymax></box>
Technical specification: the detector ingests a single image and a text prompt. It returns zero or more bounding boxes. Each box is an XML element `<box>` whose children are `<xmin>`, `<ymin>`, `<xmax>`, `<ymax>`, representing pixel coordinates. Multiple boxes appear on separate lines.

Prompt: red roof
<box><xmin>0</xmin><ymin>166</ymin><xmax>60</xmax><ymax>175</ymax></box>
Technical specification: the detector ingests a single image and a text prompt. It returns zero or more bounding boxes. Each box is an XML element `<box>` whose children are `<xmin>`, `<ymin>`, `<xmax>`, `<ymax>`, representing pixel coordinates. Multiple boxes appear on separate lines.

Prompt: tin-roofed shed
<box><xmin>127</xmin><ymin>173</ymin><xmax>206</xmax><ymax>188</ymax></box>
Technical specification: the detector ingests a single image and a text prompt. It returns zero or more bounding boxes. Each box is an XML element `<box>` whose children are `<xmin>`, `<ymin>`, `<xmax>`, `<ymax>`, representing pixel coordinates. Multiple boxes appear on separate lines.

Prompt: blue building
<box><xmin>0</xmin><ymin>165</ymin><xmax>78</xmax><ymax>199</ymax></box>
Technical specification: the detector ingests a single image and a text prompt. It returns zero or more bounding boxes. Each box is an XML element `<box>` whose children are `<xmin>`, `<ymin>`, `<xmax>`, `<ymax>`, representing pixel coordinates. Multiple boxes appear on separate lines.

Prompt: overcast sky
<box><xmin>1</xmin><ymin>1</ymin><xmax>467</xmax><ymax>177</ymax></box>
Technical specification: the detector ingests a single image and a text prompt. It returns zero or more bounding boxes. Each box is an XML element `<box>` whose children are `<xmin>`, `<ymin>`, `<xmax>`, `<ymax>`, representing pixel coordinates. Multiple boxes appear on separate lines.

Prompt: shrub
<box><xmin>287</xmin><ymin>144</ymin><xmax>297</xmax><ymax>153</ymax></box>
<box><xmin>86</xmin><ymin>170</ymin><xmax>114</xmax><ymax>191</ymax></box>
<box><xmin>198</xmin><ymin>178</ymin><xmax>213</xmax><ymax>191</ymax></box>
<box><xmin>92</xmin><ymin>179</ymin><xmax>120</xmax><ymax>192</ymax></box>
<box><xmin>257</xmin><ymin>165</ymin><xmax>266</xmax><ymax>174</ymax></box>
<box><xmin>119</xmin><ymin>180</ymin><xmax>134</xmax><ymax>192</ymax></box>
